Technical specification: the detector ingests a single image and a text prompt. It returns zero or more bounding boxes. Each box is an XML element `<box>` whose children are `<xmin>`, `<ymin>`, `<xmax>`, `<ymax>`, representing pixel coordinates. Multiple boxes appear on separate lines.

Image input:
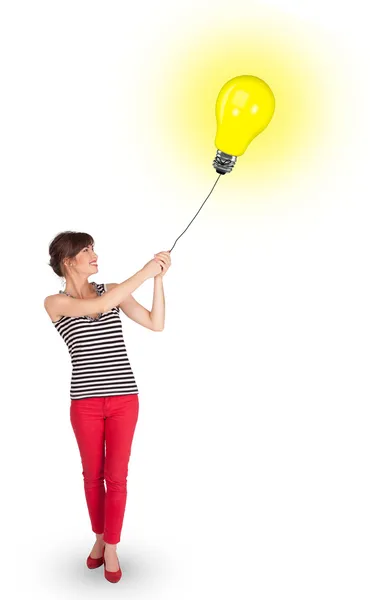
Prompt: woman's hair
<box><xmin>48</xmin><ymin>231</ymin><xmax>95</xmax><ymax>278</ymax></box>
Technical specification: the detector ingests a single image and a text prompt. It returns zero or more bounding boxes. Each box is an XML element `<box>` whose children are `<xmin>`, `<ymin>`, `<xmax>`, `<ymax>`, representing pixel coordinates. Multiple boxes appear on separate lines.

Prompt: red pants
<box><xmin>70</xmin><ymin>394</ymin><xmax>139</xmax><ymax>544</ymax></box>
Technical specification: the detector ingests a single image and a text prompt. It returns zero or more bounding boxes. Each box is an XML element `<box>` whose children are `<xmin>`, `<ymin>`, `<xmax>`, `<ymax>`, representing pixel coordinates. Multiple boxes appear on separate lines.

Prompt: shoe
<box><xmin>102</xmin><ymin>544</ymin><xmax>122</xmax><ymax>583</ymax></box>
<box><xmin>86</xmin><ymin>543</ymin><xmax>105</xmax><ymax>569</ymax></box>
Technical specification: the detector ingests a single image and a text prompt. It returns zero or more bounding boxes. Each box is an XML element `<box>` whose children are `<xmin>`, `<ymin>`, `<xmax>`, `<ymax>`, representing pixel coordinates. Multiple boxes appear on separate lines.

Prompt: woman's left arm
<box><xmin>150</xmin><ymin>276</ymin><xmax>165</xmax><ymax>331</ymax></box>
<box><xmin>150</xmin><ymin>251</ymin><xmax>171</xmax><ymax>331</ymax></box>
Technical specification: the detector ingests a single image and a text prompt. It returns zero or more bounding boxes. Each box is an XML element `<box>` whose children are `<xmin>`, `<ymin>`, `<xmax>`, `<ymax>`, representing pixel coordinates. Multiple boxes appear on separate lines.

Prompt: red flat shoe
<box><xmin>102</xmin><ymin>545</ymin><xmax>122</xmax><ymax>583</ymax></box>
<box><xmin>86</xmin><ymin>544</ymin><xmax>105</xmax><ymax>569</ymax></box>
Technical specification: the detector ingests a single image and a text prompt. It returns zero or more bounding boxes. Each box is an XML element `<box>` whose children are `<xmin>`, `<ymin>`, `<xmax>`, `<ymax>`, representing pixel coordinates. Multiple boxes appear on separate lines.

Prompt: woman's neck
<box><xmin>64</xmin><ymin>279</ymin><xmax>94</xmax><ymax>299</ymax></box>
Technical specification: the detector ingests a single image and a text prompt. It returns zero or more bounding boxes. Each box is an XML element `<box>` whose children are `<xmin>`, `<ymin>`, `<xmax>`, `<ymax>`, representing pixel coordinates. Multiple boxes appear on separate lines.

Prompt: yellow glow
<box><xmin>215</xmin><ymin>75</ymin><xmax>275</xmax><ymax>156</ymax></box>
<box><xmin>144</xmin><ymin>18</ymin><xmax>339</xmax><ymax>194</ymax></box>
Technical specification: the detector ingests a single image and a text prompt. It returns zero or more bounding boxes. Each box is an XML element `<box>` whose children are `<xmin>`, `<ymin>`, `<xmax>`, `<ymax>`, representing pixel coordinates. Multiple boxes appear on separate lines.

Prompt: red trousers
<box><xmin>70</xmin><ymin>394</ymin><xmax>139</xmax><ymax>544</ymax></box>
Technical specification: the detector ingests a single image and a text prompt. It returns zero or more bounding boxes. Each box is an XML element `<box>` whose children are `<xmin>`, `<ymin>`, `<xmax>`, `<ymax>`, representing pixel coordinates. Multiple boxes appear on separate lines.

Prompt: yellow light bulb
<box><xmin>213</xmin><ymin>75</ymin><xmax>275</xmax><ymax>175</ymax></box>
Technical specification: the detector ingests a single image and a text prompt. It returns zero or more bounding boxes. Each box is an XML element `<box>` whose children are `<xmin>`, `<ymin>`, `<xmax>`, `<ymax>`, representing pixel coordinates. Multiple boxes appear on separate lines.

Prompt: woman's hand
<box><xmin>153</xmin><ymin>251</ymin><xmax>171</xmax><ymax>278</ymax></box>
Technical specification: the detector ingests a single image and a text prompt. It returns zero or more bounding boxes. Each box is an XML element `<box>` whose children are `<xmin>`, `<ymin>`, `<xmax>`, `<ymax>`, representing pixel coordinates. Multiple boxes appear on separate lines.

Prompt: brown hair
<box><xmin>48</xmin><ymin>231</ymin><xmax>95</xmax><ymax>278</ymax></box>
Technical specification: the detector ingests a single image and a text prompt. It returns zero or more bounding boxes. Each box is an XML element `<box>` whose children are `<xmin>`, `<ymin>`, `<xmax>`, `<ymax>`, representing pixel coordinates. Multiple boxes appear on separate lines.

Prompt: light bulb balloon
<box><xmin>213</xmin><ymin>75</ymin><xmax>275</xmax><ymax>175</ymax></box>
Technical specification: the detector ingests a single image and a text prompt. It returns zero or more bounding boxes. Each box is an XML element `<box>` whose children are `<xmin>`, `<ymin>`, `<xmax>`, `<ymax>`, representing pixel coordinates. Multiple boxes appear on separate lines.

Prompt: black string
<box><xmin>168</xmin><ymin>174</ymin><xmax>222</xmax><ymax>254</ymax></box>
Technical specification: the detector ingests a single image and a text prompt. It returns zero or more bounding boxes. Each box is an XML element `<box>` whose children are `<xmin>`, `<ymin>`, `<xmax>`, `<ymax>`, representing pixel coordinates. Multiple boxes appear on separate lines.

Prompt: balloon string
<box><xmin>168</xmin><ymin>174</ymin><xmax>222</xmax><ymax>253</ymax></box>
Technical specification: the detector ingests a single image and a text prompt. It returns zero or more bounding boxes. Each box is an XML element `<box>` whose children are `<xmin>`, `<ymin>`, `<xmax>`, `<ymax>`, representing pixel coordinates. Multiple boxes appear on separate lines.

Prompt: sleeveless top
<box><xmin>52</xmin><ymin>281</ymin><xmax>139</xmax><ymax>400</ymax></box>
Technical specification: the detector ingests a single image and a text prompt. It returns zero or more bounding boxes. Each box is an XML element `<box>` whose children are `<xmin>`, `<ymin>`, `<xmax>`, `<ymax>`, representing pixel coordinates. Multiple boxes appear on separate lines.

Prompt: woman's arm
<box><xmin>44</xmin><ymin>294</ymin><xmax>105</xmax><ymax>321</ymax></box>
<box><xmin>150</xmin><ymin>275</ymin><xmax>165</xmax><ymax>331</ymax></box>
<box><xmin>102</xmin><ymin>269</ymin><xmax>150</xmax><ymax>312</ymax></box>
<box><xmin>44</xmin><ymin>268</ymin><xmax>150</xmax><ymax>322</ymax></box>
<box><xmin>105</xmin><ymin>276</ymin><xmax>165</xmax><ymax>331</ymax></box>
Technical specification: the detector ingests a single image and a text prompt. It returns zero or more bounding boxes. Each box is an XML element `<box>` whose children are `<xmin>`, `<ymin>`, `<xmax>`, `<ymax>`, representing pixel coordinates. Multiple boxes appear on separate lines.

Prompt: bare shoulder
<box><xmin>44</xmin><ymin>294</ymin><xmax>61</xmax><ymax>323</ymax></box>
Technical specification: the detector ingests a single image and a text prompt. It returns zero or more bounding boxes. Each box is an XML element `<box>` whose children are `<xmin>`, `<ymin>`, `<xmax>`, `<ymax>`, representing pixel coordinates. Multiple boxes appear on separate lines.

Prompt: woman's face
<box><xmin>65</xmin><ymin>243</ymin><xmax>98</xmax><ymax>275</ymax></box>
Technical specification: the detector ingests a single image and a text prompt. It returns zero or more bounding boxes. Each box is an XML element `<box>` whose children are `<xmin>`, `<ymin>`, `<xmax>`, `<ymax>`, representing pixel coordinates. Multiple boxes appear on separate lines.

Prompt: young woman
<box><xmin>44</xmin><ymin>231</ymin><xmax>171</xmax><ymax>583</ymax></box>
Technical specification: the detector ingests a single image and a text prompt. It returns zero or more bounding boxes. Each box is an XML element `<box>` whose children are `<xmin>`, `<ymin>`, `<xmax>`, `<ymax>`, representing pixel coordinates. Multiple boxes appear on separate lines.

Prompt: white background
<box><xmin>1</xmin><ymin>1</ymin><xmax>369</xmax><ymax>598</ymax></box>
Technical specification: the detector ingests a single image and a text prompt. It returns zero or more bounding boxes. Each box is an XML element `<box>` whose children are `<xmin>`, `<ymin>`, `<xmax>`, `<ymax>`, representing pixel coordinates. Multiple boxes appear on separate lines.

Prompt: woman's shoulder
<box><xmin>44</xmin><ymin>293</ymin><xmax>63</xmax><ymax>323</ymax></box>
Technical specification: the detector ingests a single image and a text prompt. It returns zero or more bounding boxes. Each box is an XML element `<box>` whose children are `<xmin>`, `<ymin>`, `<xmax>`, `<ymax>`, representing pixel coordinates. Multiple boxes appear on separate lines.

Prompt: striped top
<box><xmin>52</xmin><ymin>282</ymin><xmax>139</xmax><ymax>400</ymax></box>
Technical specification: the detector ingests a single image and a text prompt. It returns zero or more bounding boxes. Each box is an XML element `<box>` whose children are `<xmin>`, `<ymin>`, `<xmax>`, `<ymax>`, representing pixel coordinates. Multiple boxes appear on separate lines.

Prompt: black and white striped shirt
<box><xmin>52</xmin><ymin>282</ymin><xmax>139</xmax><ymax>400</ymax></box>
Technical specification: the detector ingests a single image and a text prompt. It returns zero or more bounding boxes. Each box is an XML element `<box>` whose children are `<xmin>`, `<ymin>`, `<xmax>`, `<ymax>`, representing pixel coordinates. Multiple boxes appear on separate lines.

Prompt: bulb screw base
<box><xmin>213</xmin><ymin>150</ymin><xmax>237</xmax><ymax>175</ymax></box>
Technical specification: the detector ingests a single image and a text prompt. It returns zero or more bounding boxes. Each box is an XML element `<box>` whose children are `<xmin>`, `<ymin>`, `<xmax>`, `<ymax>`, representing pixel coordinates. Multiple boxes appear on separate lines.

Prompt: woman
<box><xmin>44</xmin><ymin>230</ymin><xmax>171</xmax><ymax>583</ymax></box>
